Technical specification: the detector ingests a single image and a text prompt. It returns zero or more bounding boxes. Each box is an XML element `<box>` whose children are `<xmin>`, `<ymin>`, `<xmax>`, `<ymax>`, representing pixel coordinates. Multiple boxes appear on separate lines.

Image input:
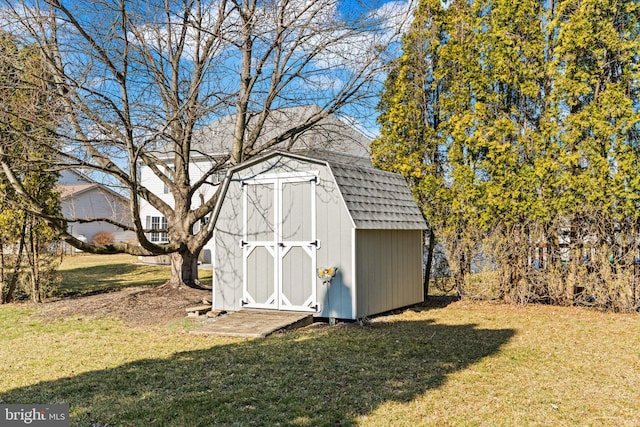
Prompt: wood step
<box><xmin>185</xmin><ymin>304</ymin><xmax>212</xmax><ymax>317</ymax></box>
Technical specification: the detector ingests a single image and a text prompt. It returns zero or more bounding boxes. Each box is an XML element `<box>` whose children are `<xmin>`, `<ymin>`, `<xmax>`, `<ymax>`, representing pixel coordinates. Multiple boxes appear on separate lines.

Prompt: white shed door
<box><xmin>241</xmin><ymin>173</ymin><xmax>318</xmax><ymax>312</ymax></box>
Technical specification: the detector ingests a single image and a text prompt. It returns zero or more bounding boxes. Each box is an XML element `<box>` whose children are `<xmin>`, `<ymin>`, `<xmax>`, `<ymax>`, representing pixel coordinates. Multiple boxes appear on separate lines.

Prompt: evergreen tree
<box><xmin>374</xmin><ymin>0</ymin><xmax>640</xmax><ymax>310</ymax></box>
<box><xmin>550</xmin><ymin>0</ymin><xmax>640</xmax><ymax>307</ymax></box>
<box><xmin>0</xmin><ymin>34</ymin><xmax>62</xmax><ymax>303</ymax></box>
<box><xmin>372</xmin><ymin>0</ymin><xmax>449</xmax><ymax>298</ymax></box>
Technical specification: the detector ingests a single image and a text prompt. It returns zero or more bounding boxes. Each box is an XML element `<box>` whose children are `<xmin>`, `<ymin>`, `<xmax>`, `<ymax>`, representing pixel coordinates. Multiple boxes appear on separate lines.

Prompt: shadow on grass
<box><xmin>57</xmin><ymin>264</ymin><xmax>169</xmax><ymax>297</ymax></box>
<box><xmin>417</xmin><ymin>295</ymin><xmax>461</xmax><ymax>310</ymax></box>
<box><xmin>1</xmin><ymin>320</ymin><xmax>514</xmax><ymax>426</ymax></box>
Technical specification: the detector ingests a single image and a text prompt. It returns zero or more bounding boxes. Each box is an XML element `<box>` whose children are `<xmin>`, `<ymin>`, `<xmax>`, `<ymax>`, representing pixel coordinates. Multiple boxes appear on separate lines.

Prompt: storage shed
<box><xmin>210</xmin><ymin>151</ymin><xmax>427</xmax><ymax>320</ymax></box>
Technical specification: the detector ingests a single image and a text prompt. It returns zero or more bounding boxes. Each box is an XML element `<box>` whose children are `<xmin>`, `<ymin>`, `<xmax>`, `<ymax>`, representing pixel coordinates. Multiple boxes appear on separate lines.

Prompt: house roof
<box><xmin>56</xmin><ymin>182</ymin><xmax>129</xmax><ymax>203</ymax></box>
<box><xmin>58</xmin><ymin>169</ymin><xmax>93</xmax><ymax>185</ymax></box>
<box><xmin>155</xmin><ymin>105</ymin><xmax>372</xmax><ymax>164</ymax></box>
<box><xmin>218</xmin><ymin>151</ymin><xmax>427</xmax><ymax>231</ymax></box>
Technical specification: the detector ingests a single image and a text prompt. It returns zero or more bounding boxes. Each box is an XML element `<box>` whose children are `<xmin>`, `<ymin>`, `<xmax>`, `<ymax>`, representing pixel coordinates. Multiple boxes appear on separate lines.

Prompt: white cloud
<box><xmin>336</xmin><ymin>112</ymin><xmax>380</xmax><ymax>139</ymax></box>
<box><xmin>303</xmin><ymin>74</ymin><xmax>345</xmax><ymax>91</ymax></box>
<box><xmin>127</xmin><ymin>0</ymin><xmax>233</xmax><ymax>63</ymax></box>
<box><xmin>372</xmin><ymin>0</ymin><xmax>416</xmax><ymax>36</ymax></box>
<box><xmin>300</xmin><ymin>0</ymin><xmax>415</xmax><ymax>71</ymax></box>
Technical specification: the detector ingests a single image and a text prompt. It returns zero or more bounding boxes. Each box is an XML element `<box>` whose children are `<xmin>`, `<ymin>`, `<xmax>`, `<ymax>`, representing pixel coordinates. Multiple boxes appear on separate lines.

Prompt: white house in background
<box><xmin>138</xmin><ymin>105</ymin><xmax>372</xmax><ymax>264</ymax></box>
<box><xmin>57</xmin><ymin>170</ymin><xmax>136</xmax><ymax>247</ymax></box>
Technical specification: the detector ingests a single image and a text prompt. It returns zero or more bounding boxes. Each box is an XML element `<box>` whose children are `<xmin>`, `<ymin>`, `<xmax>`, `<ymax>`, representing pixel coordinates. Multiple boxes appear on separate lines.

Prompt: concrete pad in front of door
<box><xmin>191</xmin><ymin>309</ymin><xmax>313</xmax><ymax>338</ymax></box>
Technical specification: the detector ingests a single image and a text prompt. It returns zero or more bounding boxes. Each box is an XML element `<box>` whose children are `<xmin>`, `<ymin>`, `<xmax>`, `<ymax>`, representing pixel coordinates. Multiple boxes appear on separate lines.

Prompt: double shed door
<box><xmin>241</xmin><ymin>172</ymin><xmax>319</xmax><ymax>312</ymax></box>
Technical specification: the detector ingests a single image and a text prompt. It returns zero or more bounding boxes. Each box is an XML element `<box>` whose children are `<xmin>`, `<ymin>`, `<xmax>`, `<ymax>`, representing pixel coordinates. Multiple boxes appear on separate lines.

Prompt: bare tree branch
<box><xmin>0</xmin><ymin>0</ymin><xmax>410</xmax><ymax>285</ymax></box>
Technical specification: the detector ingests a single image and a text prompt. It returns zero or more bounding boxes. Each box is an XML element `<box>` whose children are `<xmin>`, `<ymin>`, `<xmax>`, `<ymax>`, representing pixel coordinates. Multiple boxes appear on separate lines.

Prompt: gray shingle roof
<box><xmin>191</xmin><ymin>105</ymin><xmax>371</xmax><ymax>161</ymax></box>
<box><xmin>329</xmin><ymin>162</ymin><xmax>427</xmax><ymax>230</ymax></box>
<box><xmin>220</xmin><ymin>151</ymin><xmax>428</xmax><ymax>231</ymax></box>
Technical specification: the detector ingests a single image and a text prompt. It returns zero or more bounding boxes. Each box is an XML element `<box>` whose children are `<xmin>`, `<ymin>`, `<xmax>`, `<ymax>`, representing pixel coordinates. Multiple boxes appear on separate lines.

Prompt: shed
<box><xmin>210</xmin><ymin>152</ymin><xmax>427</xmax><ymax>320</ymax></box>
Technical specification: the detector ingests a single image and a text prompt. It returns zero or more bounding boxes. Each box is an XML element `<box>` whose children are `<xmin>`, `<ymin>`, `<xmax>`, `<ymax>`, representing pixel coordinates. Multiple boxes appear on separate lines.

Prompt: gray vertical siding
<box><xmin>246</xmin><ymin>182</ymin><xmax>275</xmax><ymax>241</ymax></box>
<box><xmin>280</xmin><ymin>180</ymin><xmax>313</xmax><ymax>308</ymax></box>
<box><xmin>355</xmin><ymin>230</ymin><xmax>424</xmax><ymax>318</ymax></box>
<box><xmin>247</xmin><ymin>247</ymin><xmax>275</xmax><ymax>304</ymax></box>
<box><xmin>214</xmin><ymin>156</ymin><xmax>356</xmax><ymax>317</ymax></box>
<box><xmin>213</xmin><ymin>153</ymin><xmax>424</xmax><ymax>320</ymax></box>
<box><xmin>315</xmin><ymin>166</ymin><xmax>355</xmax><ymax>319</ymax></box>
<box><xmin>213</xmin><ymin>173</ymin><xmax>244</xmax><ymax>311</ymax></box>
<box><xmin>281</xmin><ymin>181</ymin><xmax>311</xmax><ymax>241</ymax></box>
<box><xmin>281</xmin><ymin>247</ymin><xmax>311</xmax><ymax>306</ymax></box>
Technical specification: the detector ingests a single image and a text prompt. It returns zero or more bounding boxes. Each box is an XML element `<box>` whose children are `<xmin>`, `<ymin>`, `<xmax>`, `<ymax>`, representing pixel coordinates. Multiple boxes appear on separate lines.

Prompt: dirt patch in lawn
<box><xmin>36</xmin><ymin>284</ymin><xmax>211</xmax><ymax>327</ymax></box>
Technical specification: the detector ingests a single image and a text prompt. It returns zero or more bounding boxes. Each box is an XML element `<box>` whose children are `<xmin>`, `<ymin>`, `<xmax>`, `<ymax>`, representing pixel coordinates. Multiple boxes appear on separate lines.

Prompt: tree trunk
<box><xmin>29</xmin><ymin>219</ymin><xmax>42</xmax><ymax>303</ymax></box>
<box><xmin>3</xmin><ymin>214</ymin><xmax>28</xmax><ymax>303</ymax></box>
<box><xmin>169</xmin><ymin>249</ymin><xmax>201</xmax><ymax>288</ymax></box>
<box><xmin>423</xmin><ymin>229</ymin><xmax>436</xmax><ymax>302</ymax></box>
<box><xmin>0</xmin><ymin>243</ymin><xmax>5</xmax><ymax>299</ymax></box>
<box><xmin>456</xmin><ymin>251</ymin><xmax>467</xmax><ymax>297</ymax></box>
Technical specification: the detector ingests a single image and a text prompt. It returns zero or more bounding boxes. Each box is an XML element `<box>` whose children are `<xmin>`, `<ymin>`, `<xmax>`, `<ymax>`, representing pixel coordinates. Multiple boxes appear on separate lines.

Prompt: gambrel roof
<box><xmin>216</xmin><ymin>151</ymin><xmax>427</xmax><ymax>231</ymax></box>
<box><xmin>330</xmin><ymin>162</ymin><xmax>427</xmax><ymax>230</ymax></box>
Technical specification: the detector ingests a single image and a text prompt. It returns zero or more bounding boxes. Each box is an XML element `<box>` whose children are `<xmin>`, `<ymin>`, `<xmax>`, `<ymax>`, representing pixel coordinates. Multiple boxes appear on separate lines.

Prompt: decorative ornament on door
<box><xmin>318</xmin><ymin>267</ymin><xmax>338</xmax><ymax>285</ymax></box>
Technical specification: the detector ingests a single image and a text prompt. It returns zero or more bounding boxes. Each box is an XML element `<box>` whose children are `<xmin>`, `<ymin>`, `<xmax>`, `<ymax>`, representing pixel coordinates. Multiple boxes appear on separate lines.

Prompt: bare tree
<box><xmin>0</xmin><ymin>0</ymin><xmax>411</xmax><ymax>286</ymax></box>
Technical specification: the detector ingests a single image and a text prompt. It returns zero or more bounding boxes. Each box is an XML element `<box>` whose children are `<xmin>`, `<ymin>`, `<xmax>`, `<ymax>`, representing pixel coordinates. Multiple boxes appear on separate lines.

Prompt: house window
<box><xmin>209</xmin><ymin>170</ymin><xmax>227</xmax><ymax>185</ymax></box>
<box><xmin>146</xmin><ymin>216</ymin><xmax>169</xmax><ymax>243</ymax></box>
<box><xmin>163</xmin><ymin>165</ymin><xmax>174</xmax><ymax>194</ymax></box>
<box><xmin>193</xmin><ymin>215</ymin><xmax>210</xmax><ymax>234</ymax></box>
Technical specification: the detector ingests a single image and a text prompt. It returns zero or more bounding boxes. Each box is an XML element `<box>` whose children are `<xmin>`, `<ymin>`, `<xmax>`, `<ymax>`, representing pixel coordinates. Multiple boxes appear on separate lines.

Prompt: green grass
<box><xmin>56</xmin><ymin>253</ymin><xmax>212</xmax><ymax>297</ymax></box>
<box><xmin>1</xmin><ymin>300</ymin><xmax>639</xmax><ymax>426</ymax></box>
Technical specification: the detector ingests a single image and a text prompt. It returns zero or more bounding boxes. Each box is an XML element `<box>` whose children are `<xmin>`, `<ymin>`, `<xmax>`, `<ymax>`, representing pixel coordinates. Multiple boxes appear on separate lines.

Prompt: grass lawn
<box><xmin>56</xmin><ymin>253</ymin><xmax>213</xmax><ymax>297</ymax></box>
<box><xmin>1</xmin><ymin>296</ymin><xmax>639</xmax><ymax>426</ymax></box>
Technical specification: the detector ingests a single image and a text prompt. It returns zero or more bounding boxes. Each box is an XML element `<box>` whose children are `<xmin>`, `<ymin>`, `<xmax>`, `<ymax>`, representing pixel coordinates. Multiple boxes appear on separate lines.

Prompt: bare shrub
<box><xmin>93</xmin><ymin>232</ymin><xmax>115</xmax><ymax>246</ymax></box>
<box><xmin>462</xmin><ymin>270</ymin><xmax>502</xmax><ymax>300</ymax></box>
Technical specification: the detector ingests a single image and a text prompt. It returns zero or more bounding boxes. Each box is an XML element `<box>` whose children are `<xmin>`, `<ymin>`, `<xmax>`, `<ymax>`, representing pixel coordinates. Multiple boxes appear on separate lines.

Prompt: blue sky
<box><xmin>335</xmin><ymin>0</ymin><xmax>414</xmax><ymax>137</ymax></box>
<box><xmin>338</xmin><ymin>0</ymin><xmax>407</xmax><ymax>18</ymax></box>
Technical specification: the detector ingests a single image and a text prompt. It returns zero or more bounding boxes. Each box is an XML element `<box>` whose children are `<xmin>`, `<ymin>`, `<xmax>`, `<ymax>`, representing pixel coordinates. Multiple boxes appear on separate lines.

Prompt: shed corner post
<box><xmin>351</xmin><ymin>226</ymin><xmax>358</xmax><ymax>320</ymax></box>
